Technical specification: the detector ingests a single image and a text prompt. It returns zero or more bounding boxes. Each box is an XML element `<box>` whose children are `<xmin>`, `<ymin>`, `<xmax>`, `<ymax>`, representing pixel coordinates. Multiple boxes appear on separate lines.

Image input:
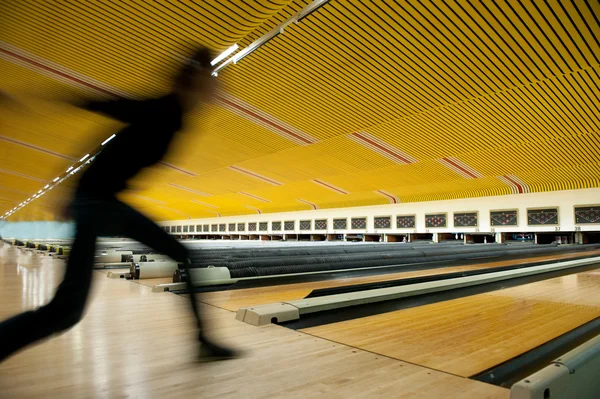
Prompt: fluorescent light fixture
<box><xmin>66</xmin><ymin>166</ymin><xmax>74</xmax><ymax>173</ymax></box>
<box><xmin>79</xmin><ymin>154</ymin><xmax>90</xmax><ymax>162</ymax></box>
<box><xmin>37</xmin><ymin>190</ymin><xmax>42</xmax><ymax>194</ymax></box>
<box><xmin>53</xmin><ymin>177</ymin><xmax>60</xmax><ymax>182</ymax></box>
<box><xmin>232</xmin><ymin>46</ymin><xmax>253</xmax><ymax>64</ymax></box>
<box><xmin>44</xmin><ymin>184</ymin><xmax>49</xmax><ymax>189</ymax></box>
<box><xmin>212</xmin><ymin>57</ymin><xmax>235</xmax><ymax>76</ymax></box>
<box><xmin>214</xmin><ymin>1</ymin><xmax>328</xmax><ymax>76</ymax></box>
<box><xmin>232</xmin><ymin>27</ymin><xmax>282</xmax><ymax>65</ymax></box>
<box><xmin>102</xmin><ymin>134</ymin><xmax>116</xmax><ymax>145</ymax></box>
<box><xmin>211</xmin><ymin>44</ymin><xmax>239</xmax><ymax>66</ymax></box>
<box><xmin>296</xmin><ymin>0</ymin><xmax>330</xmax><ymax>22</ymax></box>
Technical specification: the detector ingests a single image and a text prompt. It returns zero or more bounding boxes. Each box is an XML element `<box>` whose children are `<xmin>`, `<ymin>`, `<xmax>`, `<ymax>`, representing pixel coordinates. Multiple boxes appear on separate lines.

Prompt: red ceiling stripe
<box><xmin>0</xmin><ymin>136</ymin><xmax>76</xmax><ymax>161</ymax></box>
<box><xmin>441</xmin><ymin>158</ymin><xmax>479</xmax><ymax>179</ymax></box>
<box><xmin>229</xmin><ymin>166</ymin><xmax>282</xmax><ymax>186</ymax></box>
<box><xmin>313</xmin><ymin>179</ymin><xmax>348</xmax><ymax>194</ymax></box>
<box><xmin>353</xmin><ymin>132</ymin><xmax>412</xmax><ymax>164</ymax></box>
<box><xmin>0</xmin><ymin>47</ymin><xmax>117</xmax><ymax>97</ymax></box>
<box><xmin>217</xmin><ymin>96</ymin><xmax>313</xmax><ymax>145</ymax></box>
<box><xmin>503</xmin><ymin>175</ymin><xmax>524</xmax><ymax>194</ymax></box>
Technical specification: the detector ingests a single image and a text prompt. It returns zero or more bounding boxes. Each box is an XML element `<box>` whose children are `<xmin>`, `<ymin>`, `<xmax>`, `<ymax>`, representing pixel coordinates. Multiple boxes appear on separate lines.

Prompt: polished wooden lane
<box><xmin>96</xmin><ymin>268</ymin><xmax>171</xmax><ymax>287</ymax></box>
<box><xmin>96</xmin><ymin>268</ymin><xmax>129</xmax><ymax>275</ymax></box>
<box><xmin>0</xmin><ymin>244</ymin><xmax>508</xmax><ymax>398</ymax></box>
<box><xmin>201</xmin><ymin>250</ymin><xmax>600</xmax><ymax>311</ymax></box>
<box><xmin>301</xmin><ymin>267</ymin><xmax>600</xmax><ymax>378</ymax></box>
<box><xmin>134</xmin><ymin>277</ymin><xmax>172</xmax><ymax>287</ymax></box>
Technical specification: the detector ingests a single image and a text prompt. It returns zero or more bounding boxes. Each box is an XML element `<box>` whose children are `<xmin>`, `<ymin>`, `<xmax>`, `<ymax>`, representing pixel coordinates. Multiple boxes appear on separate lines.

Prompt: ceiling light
<box><xmin>44</xmin><ymin>184</ymin><xmax>49</xmax><ymax>189</ymax></box>
<box><xmin>53</xmin><ymin>177</ymin><xmax>60</xmax><ymax>182</ymax></box>
<box><xmin>79</xmin><ymin>154</ymin><xmax>90</xmax><ymax>162</ymax></box>
<box><xmin>101</xmin><ymin>134</ymin><xmax>116</xmax><ymax>146</ymax></box>
<box><xmin>212</xmin><ymin>57</ymin><xmax>235</xmax><ymax>76</ymax></box>
<box><xmin>211</xmin><ymin>44</ymin><xmax>239</xmax><ymax>66</ymax></box>
<box><xmin>66</xmin><ymin>166</ymin><xmax>73</xmax><ymax>173</ymax></box>
<box><xmin>232</xmin><ymin>46</ymin><xmax>254</xmax><ymax>64</ymax></box>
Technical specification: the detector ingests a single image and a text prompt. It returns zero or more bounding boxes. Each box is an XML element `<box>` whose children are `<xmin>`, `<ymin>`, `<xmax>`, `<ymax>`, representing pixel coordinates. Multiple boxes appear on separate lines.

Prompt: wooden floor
<box><xmin>0</xmin><ymin>244</ymin><xmax>508</xmax><ymax>398</ymax></box>
<box><xmin>302</xmin><ymin>266</ymin><xmax>600</xmax><ymax>377</ymax></box>
<box><xmin>96</xmin><ymin>268</ymin><xmax>171</xmax><ymax>287</ymax></box>
<box><xmin>201</xmin><ymin>250</ymin><xmax>600</xmax><ymax>311</ymax></box>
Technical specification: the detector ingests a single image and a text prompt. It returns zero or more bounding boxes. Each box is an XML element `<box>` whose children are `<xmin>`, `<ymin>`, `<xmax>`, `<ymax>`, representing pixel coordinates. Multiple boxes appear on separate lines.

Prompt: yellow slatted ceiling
<box><xmin>1</xmin><ymin>0</ymin><xmax>599</xmax><ymax>221</ymax></box>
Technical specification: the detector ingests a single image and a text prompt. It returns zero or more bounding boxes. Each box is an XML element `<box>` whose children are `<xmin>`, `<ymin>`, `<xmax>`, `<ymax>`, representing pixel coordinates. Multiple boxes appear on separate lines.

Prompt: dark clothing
<box><xmin>0</xmin><ymin>95</ymin><xmax>204</xmax><ymax>362</ymax></box>
<box><xmin>77</xmin><ymin>94</ymin><xmax>184</xmax><ymax>197</ymax></box>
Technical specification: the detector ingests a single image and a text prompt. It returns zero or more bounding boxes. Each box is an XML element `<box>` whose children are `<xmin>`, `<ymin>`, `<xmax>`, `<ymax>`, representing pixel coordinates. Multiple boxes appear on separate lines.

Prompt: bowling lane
<box><xmin>299</xmin><ymin>266</ymin><xmax>600</xmax><ymax>378</ymax></box>
<box><xmin>200</xmin><ymin>250</ymin><xmax>600</xmax><ymax>311</ymax></box>
<box><xmin>135</xmin><ymin>277</ymin><xmax>171</xmax><ymax>287</ymax></box>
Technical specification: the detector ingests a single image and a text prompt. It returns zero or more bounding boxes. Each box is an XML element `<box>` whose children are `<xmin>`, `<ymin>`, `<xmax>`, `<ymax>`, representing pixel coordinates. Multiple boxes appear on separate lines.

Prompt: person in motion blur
<box><xmin>0</xmin><ymin>47</ymin><xmax>239</xmax><ymax>362</ymax></box>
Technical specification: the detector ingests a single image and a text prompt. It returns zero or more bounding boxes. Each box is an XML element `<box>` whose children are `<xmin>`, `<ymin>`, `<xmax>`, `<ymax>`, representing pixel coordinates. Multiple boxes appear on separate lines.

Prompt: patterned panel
<box><xmin>333</xmin><ymin>218</ymin><xmax>347</xmax><ymax>229</ymax></box>
<box><xmin>211</xmin><ymin>224</ymin><xmax>218</xmax><ymax>232</ymax></box>
<box><xmin>2</xmin><ymin>1</ymin><xmax>600</xmax><ymax>221</ymax></box>
<box><xmin>374</xmin><ymin>216</ymin><xmax>391</xmax><ymax>229</ymax></box>
<box><xmin>259</xmin><ymin>222</ymin><xmax>268</xmax><ymax>231</ymax></box>
<box><xmin>396</xmin><ymin>216</ymin><xmax>416</xmax><ymax>229</ymax></box>
<box><xmin>575</xmin><ymin>206</ymin><xmax>600</xmax><ymax>224</ymax></box>
<box><xmin>237</xmin><ymin>223</ymin><xmax>245</xmax><ymax>232</ymax></box>
<box><xmin>196</xmin><ymin>225</ymin><xmax>202</xmax><ymax>232</ymax></box>
<box><xmin>351</xmin><ymin>217</ymin><xmax>367</xmax><ymax>229</ymax></box>
<box><xmin>284</xmin><ymin>220</ymin><xmax>295</xmax><ymax>231</ymax></box>
<box><xmin>249</xmin><ymin>222</ymin><xmax>257</xmax><ymax>231</ymax></box>
<box><xmin>425</xmin><ymin>214</ymin><xmax>447</xmax><ymax>228</ymax></box>
<box><xmin>454</xmin><ymin>212</ymin><xmax>478</xmax><ymax>227</ymax></box>
<box><xmin>300</xmin><ymin>220</ymin><xmax>311</xmax><ymax>230</ymax></box>
<box><xmin>490</xmin><ymin>210</ymin><xmax>518</xmax><ymax>226</ymax></box>
<box><xmin>203</xmin><ymin>225</ymin><xmax>209</xmax><ymax>232</ymax></box>
<box><xmin>315</xmin><ymin>219</ymin><xmax>327</xmax><ymax>230</ymax></box>
<box><xmin>228</xmin><ymin>223</ymin><xmax>236</xmax><ymax>232</ymax></box>
<box><xmin>528</xmin><ymin>208</ymin><xmax>559</xmax><ymax>225</ymax></box>
<box><xmin>183</xmin><ymin>225</ymin><xmax>188</xmax><ymax>233</ymax></box>
<box><xmin>176</xmin><ymin>226</ymin><xmax>182</xmax><ymax>233</ymax></box>
<box><xmin>272</xmin><ymin>221</ymin><xmax>282</xmax><ymax>231</ymax></box>
<box><xmin>219</xmin><ymin>224</ymin><xmax>226</xmax><ymax>232</ymax></box>
<box><xmin>189</xmin><ymin>225</ymin><xmax>195</xmax><ymax>233</ymax></box>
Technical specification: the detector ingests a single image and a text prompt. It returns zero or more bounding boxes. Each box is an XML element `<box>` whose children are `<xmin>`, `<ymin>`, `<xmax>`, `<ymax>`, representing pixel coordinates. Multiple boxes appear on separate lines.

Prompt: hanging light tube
<box><xmin>211</xmin><ymin>44</ymin><xmax>239</xmax><ymax>66</ymax></box>
<box><xmin>101</xmin><ymin>134</ymin><xmax>116</xmax><ymax>146</ymax></box>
